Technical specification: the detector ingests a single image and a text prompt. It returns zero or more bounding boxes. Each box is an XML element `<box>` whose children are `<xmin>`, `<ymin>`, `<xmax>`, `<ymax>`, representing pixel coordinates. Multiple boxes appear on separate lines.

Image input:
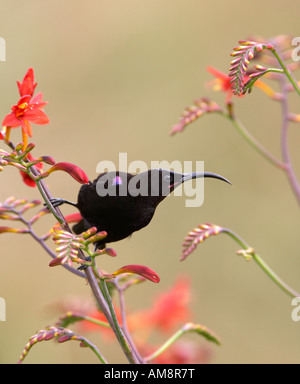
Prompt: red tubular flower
<box><xmin>17</xmin><ymin>68</ymin><xmax>37</xmax><ymax>97</ymax></box>
<box><xmin>112</xmin><ymin>265</ymin><xmax>160</xmax><ymax>283</ymax></box>
<box><xmin>63</xmin><ymin>212</ymin><xmax>83</xmax><ymax>224</ymax></box>
<box><xmin>42</xmin><ymin>162</ymin><xmax>89</xmax><ymax>185</ymax></box>
<box><xmin>2</xmin><ymin>93</ymin><xmax>49</xmax><ymax>137</ymax></box>
<box><xmin>19</xmin><ymin>153</ymin><xmax>43</xmax><ymax>188</ymax></box>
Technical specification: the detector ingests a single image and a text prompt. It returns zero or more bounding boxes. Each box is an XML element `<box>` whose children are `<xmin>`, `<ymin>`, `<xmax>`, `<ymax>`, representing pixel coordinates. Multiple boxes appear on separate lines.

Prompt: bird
<box><xmin>50</xmin><ymin>169</ymin><xmax>230</xmax><ymax>249</ymax></box>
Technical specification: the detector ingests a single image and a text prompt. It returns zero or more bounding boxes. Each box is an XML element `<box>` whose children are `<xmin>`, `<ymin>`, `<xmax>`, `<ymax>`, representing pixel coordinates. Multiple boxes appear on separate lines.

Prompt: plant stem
<box><xmin>252</xmin><ymin>253</ymin><xmax>300</xmax><ymax>299</ymax></box>
<box><xmin>80</xmin><ymin>337</ymin><xmax>108</xmax><ymax>364</ymax></box>
<box><xmin>225</xmin><ymin>113</ymin><xmax>285</xmax><ymax>169</ymax></box>
<box><xmin>271</xmin><ymin>48</ymin><xmax>300</xmax><ymax>96</ymax></box>
<box><xmin>91</xmin><ymin>263</ymin><xmax>139</xmax><ymax>364</ymax></box>
<box><xmin>83</xmin><ymin>266</ymin><xmax>138</xmax><ymax>363</ymax></box>
<box><xmin>224</xmin><ymin>228</ymin><xmax>300</xmax><ymax>298</ymax></box>
<box><xmin>79</xmin><ymin>315</ymin><xmax>111</xmax><ymax>329</ymax></box>
<box><xmin>116</xmin><ymin>279</ymin><xmax>145</xmax><ymax>363</ymax></box>
<box><xmin>144</xmin><ymin>328</ymin><xmax>185</xmax><ymax>362</ymax></box>
<box><xmin>279</xmin><ymin>76</ymin><xmax>300</xmax><ymax>205</ymax></box>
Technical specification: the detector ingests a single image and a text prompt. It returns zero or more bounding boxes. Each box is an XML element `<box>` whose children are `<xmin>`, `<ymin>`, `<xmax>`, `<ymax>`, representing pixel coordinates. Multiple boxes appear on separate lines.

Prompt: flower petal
<box><xmin>30</xmin><ymin>92</ymin><xmax>46</xmax><ymax>104</ymax></box>
<box><xmin>2</xmin><ymin>112</ymin><xmax>20</xmax><ymax>127</ymax></box>
<box><xmin>17</xmin><ymin>68</ymin><xmax>37</xmax><ymax>97</ymax></box>
<box><xmin>17</xmin><ymin>95</ymin><xmax>31</xmax><ymax>106</ymax></box>
<box><xmin>45</xmin><ymin>162</ymin><xmax>89</xmax><ymax>184</ymax></box>
<box><xmin>19</xmin><ymin>170</ymin><xmax>36</xmax><ymax>187</ymax></box>
<box><xmin>23</xmin><ymin>109</ymin><xmax>49</xmax><ymax>125</ymax></box>
<box><xmin>113</xmin><ymin>264</ymin><xmax>160</xmax><ymax>283</ymax></box>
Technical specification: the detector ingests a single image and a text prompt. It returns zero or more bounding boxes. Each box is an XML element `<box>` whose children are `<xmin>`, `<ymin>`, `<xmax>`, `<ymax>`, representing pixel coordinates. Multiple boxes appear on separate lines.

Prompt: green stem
<box><xmin>224</xmin><ymin>228</ymin><xmax>300</xmax><ymax>298</ymax></box>
<box><xmin>271</xmin><ymin>48</ymin><xmax>300</xmax><ymax>96</ymax></box>
<box><xmin>252</xmin><ymin>253</ymin><xmax>300</xmax><ymax>299</ymax></box>
<box><xmin>78</xmin><ymin>315</ymin><xmax>111</xmax><ymax>329</ymax></box>
<box><xmin>90</xmin><ymin>261</ymin><xmax>138</xmax><ymax>364</ymax></box>
<box><xmin>80</xmin><ymin>338</ymin><xmax>108</xmax><ymax>364</ymax></box>
<box><xmin>279</xmin><ymin>76</ymin><xmax>300</xmax><ymax>205</ymax></box>
<box><xmin>225</xmin><ymin>113</ymin><xmax>285</xmax><ymax>169</ymax></box>
<box><xmin>35</xmin><ymin>179</ymin><xmax>64</xmax><ymax>223</ymax></box>
<box><xmin>145</xmin><ymin>328</ymin><xmax>185</xmax><ymax>362</ymax></box>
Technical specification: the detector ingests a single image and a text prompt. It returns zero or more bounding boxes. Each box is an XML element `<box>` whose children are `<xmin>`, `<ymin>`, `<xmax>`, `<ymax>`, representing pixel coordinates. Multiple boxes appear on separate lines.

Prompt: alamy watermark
<box><xmin>291</xmin><ymin>297</ymin><xmax>300</xmax><ymax>322</ymax></box>
<box><xmin>292</xmin><ymin>37</ymin><xmax>300</xmax><ymax>62</ymax></box>
<box><xmin>0</xmin><ymin>37</ymin><xmax>6</xmax><ymax>62</ymax></box>
<box><xmin>0</xmin><ymin>297</ymin><xmax>5</xmax><ymax>321</ymax></box>
<box><xmin>95</xmin><ymin>153</ymin><xmax>206</xmax><ymax>207</ymax></box>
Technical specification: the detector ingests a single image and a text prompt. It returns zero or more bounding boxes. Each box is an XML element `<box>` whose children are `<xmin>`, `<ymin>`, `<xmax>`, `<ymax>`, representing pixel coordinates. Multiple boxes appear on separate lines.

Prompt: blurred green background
<box><xmin>0</xmin><ymin>0</ymin><xmax>300</xmax><ymax>364</ymax></box>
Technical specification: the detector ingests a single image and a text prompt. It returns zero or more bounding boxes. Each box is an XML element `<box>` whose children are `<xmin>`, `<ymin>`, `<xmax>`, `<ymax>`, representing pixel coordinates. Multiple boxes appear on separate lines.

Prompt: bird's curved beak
<box><xmin>181</xmin><ymin>172</ymin><xmax>231</xmax><ymax>185</ymax></box>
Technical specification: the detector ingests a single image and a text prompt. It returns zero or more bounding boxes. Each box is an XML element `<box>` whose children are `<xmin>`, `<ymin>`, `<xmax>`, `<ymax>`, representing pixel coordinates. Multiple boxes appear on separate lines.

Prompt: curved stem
<box><xmin>279</xmin><ymin>76</ymin><xmax>300</xmax><ymax>205</ymax></box>
<box><xmin>271</xmin><ymin>48</ymin><xmax>300</xmax><ymax>96</ymax></box>
<box><xmin>145</xmin><ymin>328</ymin><xmax>185</xmax><ymax>362</ymax></box>
<box><xmin>252</xmin><ymin>253</ymin><xmax>300</xmax><ymax>299</ymax></box>
<box><xmin>224</xmin><ymin>228</ymin><xmax>300</xmax><ymax>298</ymax></box>
<box><xmin>225</xmin><ymin>113</ymin><xmax>285</xmax><ymax>169</ymax></box>
<box><xmin>80</xmin><ymin>337</ymin><xmax>108</xmax><ymax>364</ymax></box>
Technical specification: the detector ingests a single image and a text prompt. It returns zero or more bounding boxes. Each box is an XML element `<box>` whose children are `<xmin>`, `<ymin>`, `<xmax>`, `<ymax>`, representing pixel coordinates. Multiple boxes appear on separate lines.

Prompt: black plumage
<box><xmin>51</xmin><ymin>169</ymin><xmax>230</xmax><ymax>249</ymax></box>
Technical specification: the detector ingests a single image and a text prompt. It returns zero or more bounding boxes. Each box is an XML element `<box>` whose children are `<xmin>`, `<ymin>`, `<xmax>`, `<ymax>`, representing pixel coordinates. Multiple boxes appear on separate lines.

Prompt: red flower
<box><xmin>2</xmin><ymin>68</ymin><xmax>49</xmax><ymax>144</ymax></box>
<box><xmin>17</xmin><ymin>68</ymin><xmax>37</xmax><ymax>97</ymax></box>
<box><xmin>207</xmin><ymin>66</ymin><xmax>277</xmax><ymax>102</ymax></box>
<box><xmin>2</xmin><ymin>93</ymin><xmax>49</xmax><ymax>137</ymax></box>
<box><xmin>41</xmin><ymin>162</ymin><xmax>89</xmax><ymax>184</ymax></box>
<box><xmin>0</xmin><ymin>132</ymin><xmax>3</xmax><ymax>140</ymax></box>
<box><xmin>206</xmin><ymin>66</ymin><xmax>244</xmax><ymax>104</ymax></box>
<box><xmin>19</xmin><ymin>153</ymin><xmax>43</xmax><ymax>187</ymax></box>
<box><xmin>131</xmin><ymin>276</ymin><xmax>192</xmax><ymax>333</ymax></box>
<box><xmin>112</xmin><ymin>265</ymin><xmax>160</xmax><ymax>283</ymax></box>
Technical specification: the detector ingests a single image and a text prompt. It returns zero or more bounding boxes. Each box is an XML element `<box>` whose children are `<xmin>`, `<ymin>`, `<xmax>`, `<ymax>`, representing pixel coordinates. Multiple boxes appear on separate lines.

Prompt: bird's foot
<box><xmin>44</xmin><ymin>198</ymin><xmax>78</xmax><ymax>208</ymax></box>
<box><xmin>77</xmin><ymin>257</ymin><xmax>92</xmax><ymax>270</ymax></box>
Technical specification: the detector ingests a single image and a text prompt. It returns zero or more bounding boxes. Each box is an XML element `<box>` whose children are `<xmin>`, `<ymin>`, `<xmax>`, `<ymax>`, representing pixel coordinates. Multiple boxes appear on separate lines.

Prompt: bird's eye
<box><xmin>112</xmin><ymin>176</ymin><xmax>123</xmax><ymax>186</ymax></box>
